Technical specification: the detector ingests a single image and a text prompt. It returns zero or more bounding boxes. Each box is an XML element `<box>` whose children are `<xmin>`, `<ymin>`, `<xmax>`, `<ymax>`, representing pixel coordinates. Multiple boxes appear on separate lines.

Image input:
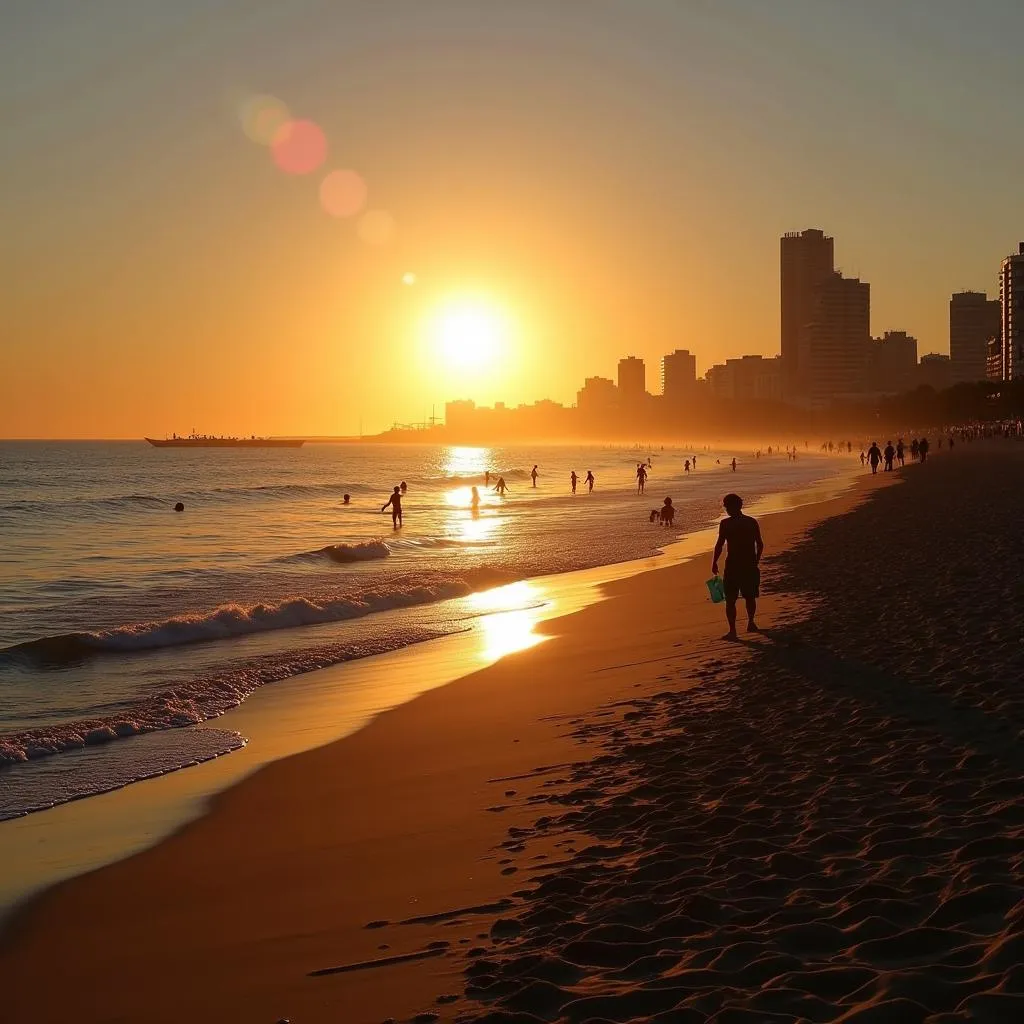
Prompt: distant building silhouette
<box><xmin>949</xmin><ymin>291</ymin><xmax>1000</xmax><ymax>385</ymax></box>
<box><xmin>705</xmin><ymin>355</ymin><xmax>782</xmax><ymax>402</ymax></box>
<box><xmin>661</xmin><ymin>349</ymin><xmax>697</xmax><ymax>402</ymax></box>
<box><xmin>802</xmin><ymin>272</ymin><xmax>871</xmax><ymax>403</ymax></box>
<box><xmin>1000</xmin><ymin>243</ymin><xmax>1024</xmax><ymax>381</ymax></box>
<box><xmin>445</xmin><ymin>399</ymin><xmax>477</xmax><ymax>434</ymax></box>
<box><xmin>917</xmin><ymin>352</ymin><xmax>952</xmax><ymax>391</ymax></box>
<box><xmin>577</xmin><ymin>375</ymin><xmax>618</xmax><ymax>418</ymax></box>
<box><xmin>781</xmin><ymin>228</ymin><xmax>834</xmax><ymax>398</ymax></box>
<box><xmin>617</xmin><ymin>356</ymin><xmax>647</xmax><ymax>406</ymax></box>
<box><xmin>869</xmin><ymin>331</ymin><xmax>917</xmax><ymax>394</ymax></box>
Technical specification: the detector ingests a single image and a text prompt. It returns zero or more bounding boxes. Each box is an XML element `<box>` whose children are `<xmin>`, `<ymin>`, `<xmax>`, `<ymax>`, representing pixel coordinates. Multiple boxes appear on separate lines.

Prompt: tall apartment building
<box><xmin>868</xmin><ymin>331</ymin><xmax>917</xmax><ymax>394</ymax></box>
<box><xmin>1000</xmin><ymin>243</ymin><xmax>1024</xmax><ymax>381</ymax></box>
<box><xmin>617</xmin><ymin>356</ymin><xmax>647</xmax><ymax>404</ymax></box>
<box><xmin>576</xmin><ymin>376</ymin><xmax>617</xmax><ymax>415</ymax></box>
<box><xmin>781</xmin><ymin>228</ymin><xmax>835</xmax><ymax>397</ymax></box>
<box><xmin>705</xmin><ymin>355</ymin><xmax>783</xmax><ymax>403</ymax></box>
<box><xmin>801</xmin><ymin>273</ymin><xmax>871</xmax><ymax>402</ymax></box>
<box><xmin>949</xmin><ymin>291</ymin><xmax>1001</xmax><ymax>385</ymax></box>
<box><xmin>987</xmin><ymin>338</ymin><xmax>1003</xmax><ymax>382</ymax></box>
<box><xmin>661</xmin><ymin>349</ymin><xmax>697</xmax><ymax>401</ymax></box>
<box><xmin>917</xmin><ymin>353</ymin><xmax>952</xmax><ymax>392</ymax></box>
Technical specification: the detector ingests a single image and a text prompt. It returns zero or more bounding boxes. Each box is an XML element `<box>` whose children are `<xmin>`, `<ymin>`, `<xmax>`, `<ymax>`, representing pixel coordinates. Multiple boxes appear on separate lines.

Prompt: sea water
<box><xmin>0</xmin><ymin>440</ymin><xmax>849</xmax><ymax>817</ymax></box>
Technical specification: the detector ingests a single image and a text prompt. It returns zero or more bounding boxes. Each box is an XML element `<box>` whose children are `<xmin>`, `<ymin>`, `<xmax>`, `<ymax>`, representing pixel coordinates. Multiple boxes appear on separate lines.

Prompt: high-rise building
<box><xmin>661</xmin><ymin>349</ymin><xmax>696</xmax><ymax>401</ymax></box>
<box><xmin>617</xmin><ymin>356</ymin><xmax>646</xmax><ymax>403</ymax></box>
<box><xmin>917</xmin><ymin>353</ymin><xmax>952</xmax><ymax>392</ymax></box>
<box><xmin>801</xmin><ymin>272</ymin><xmax>871</xmax><ymax>402</ymax></box>
<box><xmin>1000</xmin><ymin>243</ymin><xmax>1024</xmax><ymax>381</ymax></box>
<box><xmin>781</xmin><ymin>228</ymin><xmax>835</xmax><ymax>397</ymax></box>
<box><xmin>705</xmin><ymin>355</ymin><xmax>782</xmax><ymax>402</ymax></box>
<box><xmin>987</xmin><ymin>338</ymin><xmax>1003</xmax><ymax>382</ymax></box>
<box><xmin>576</xmin><ymin>376</ymin><xmax>617</xmax><ymax>415</ymax></box>
<box><xmin>868</xmin><ymin>331</ymin><xmax>917</xmax><ymax>394</ymax></box>
<box><xmin>949</xmin><ymin>291</ymin><xmax>1001</xmax><ymax>385</ymax></box>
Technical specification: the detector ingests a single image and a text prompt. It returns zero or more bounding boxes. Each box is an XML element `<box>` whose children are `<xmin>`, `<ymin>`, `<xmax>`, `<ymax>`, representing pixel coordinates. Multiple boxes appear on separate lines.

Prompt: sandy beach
<box><xmin>3</xmin><ymin>443</ymin><xmax>1024</xmax><ymax>1023</ymax></box>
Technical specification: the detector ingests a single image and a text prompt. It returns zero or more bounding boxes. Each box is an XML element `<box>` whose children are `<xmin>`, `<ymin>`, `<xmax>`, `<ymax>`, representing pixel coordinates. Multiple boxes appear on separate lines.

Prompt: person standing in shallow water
<box><xmin>636</xmin><ymin>463</ymin><xmax>647</xmax><ymax>495</ymax></box>
<box><xmin>531</xmin><ymin>465</ymin><xmax>539</xmax><ymax>487</ymax></box>
<box><xmin>712</xmin><ymin>493</ymin><xmax>764</xmax><ymax>640</ymax></box>
<box><xmin>381</xmin><ymin>486</ymin><xmax>403</xmax><ymax>529</ymax></box>
<box><xmin>570</xmin><ymin>470</ymin><xmax>578</xmax><ymax>494</ymax></box>
<box><xmin>584</xmin><ymin>470</ymin><xmax>594</xmax><ymax>493</ymax></box>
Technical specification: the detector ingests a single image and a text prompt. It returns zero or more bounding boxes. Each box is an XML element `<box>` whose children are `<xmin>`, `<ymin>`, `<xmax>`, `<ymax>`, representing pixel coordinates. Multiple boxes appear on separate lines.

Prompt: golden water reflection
<box><xmin>467</xmin><ymin>581</ymin><xmax>549</xmax><ymax>662</ymax></box>
<box><xmin>444</xmin><ymin>485</ymin><xmax>502</xmax><ymax>544</ymax></box>
<box><xmin>442</xmin><ymin>445</ymin><xmax>492</xmax><ymax>479</ymax></box>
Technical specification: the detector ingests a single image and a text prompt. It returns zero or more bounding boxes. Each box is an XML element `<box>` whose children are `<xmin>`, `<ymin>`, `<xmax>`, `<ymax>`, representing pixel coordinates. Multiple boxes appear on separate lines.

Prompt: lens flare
<box><xmin>271</xmin><ymin>120</ymin><xmax>327</xmax><ymax>175</ymax></box>
<box><xmin>240</xmin><ymin>95</ymin><xmax>290</xmax><ymax>145</ymax></box>
<box><xmin>319</xmin><ymin>169</ymin><xmax>368</xmax><ymax>218</ymax></box>
<box><xmin>358</xmin><ymin>209</ymin><xmax>396</xmax><ymax>246</ymax></box>
<box><xmin>402</xmin><ymin>272</ymin><xmax>417</xmax><ymax>286</ymax></box>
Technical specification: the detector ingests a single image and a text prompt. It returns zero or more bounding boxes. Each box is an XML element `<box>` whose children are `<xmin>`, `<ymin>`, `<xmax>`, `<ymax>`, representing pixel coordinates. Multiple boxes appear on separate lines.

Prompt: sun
<box><xmin>431</xmin><ymin>301</ymin><xmax>507</xmax><ymax>371</ymax></box>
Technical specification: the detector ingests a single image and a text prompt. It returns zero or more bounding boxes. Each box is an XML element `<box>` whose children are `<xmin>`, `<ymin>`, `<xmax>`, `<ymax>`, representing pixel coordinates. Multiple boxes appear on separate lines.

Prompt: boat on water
<box><xmin>145</xmin><ymin>434</ymin><xmax>304</xmax><ymax>448</ymax></box>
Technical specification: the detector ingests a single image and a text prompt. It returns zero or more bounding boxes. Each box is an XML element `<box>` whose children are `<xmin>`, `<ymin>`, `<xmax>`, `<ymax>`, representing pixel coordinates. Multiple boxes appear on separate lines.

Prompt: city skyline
<box><xmin>3</xmin><ymin>1</ymin><xmax>1024</xmax><ymax>437</ymax></box>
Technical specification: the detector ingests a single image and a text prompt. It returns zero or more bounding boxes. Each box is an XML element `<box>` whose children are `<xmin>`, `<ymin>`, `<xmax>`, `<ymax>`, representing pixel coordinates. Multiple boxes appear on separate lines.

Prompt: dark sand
<box><xmin>3</xmin><ymin>444</ymin><xmax>1023</xmax><ymax>1023</ymax></box>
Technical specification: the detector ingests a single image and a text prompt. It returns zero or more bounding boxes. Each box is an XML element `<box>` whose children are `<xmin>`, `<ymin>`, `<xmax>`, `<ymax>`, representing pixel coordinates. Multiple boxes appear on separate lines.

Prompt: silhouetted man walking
<box><xmin>712</xmin><ymin>493</ymin><xmax>764</xmax><ymax>640</ymax></box>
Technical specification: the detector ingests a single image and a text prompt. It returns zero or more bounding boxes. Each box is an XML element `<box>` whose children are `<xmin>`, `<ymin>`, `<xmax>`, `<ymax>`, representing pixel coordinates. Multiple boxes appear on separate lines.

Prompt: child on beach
<box><xmin>711</xmin><ymin>493</ymin><xmax>764</xmax><ymax>640</ymax></box>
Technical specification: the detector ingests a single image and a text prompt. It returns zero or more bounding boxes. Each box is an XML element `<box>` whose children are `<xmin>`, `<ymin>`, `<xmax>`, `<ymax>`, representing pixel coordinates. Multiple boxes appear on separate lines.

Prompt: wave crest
<box><xmin>0</xmin><ymin>581</ymin><xmax>476</xmax><ymax>663</ymax></box>
<box><xmin>305</xmin><ymin>540</ymin><xmax>391</xmax><ymax>564</ymax></box>
<box><xmin>0</xmin><ymin>628</ymin><xmax>452</xmax><ymax>767</ymax></box>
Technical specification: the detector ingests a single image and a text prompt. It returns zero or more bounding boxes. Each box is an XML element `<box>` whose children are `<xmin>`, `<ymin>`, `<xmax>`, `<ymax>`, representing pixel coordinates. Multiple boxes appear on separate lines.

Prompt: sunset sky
<box><xmin>2</xmin><ymin>0</ymin><xmax>1022</xmax><ymax>438</ymax></box>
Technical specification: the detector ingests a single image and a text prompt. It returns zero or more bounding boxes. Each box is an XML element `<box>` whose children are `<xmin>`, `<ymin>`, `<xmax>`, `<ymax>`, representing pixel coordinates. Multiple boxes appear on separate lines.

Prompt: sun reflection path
<box><xmin>443</xmin><ymin>446</ymin><xmax>492</xmax><ymax>479</ymax></box>
<box><xmin>468</xmin><ymin>582</ymin><xmax>548</xmax><ymax>662</ymax></box>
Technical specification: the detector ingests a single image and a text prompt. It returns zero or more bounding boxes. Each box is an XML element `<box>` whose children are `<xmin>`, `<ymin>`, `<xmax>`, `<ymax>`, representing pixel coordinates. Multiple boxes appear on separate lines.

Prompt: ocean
<box><xmin>0</xmin><ymin>440</ymin><xmax>850</xmax><ymax>820</ymax></box>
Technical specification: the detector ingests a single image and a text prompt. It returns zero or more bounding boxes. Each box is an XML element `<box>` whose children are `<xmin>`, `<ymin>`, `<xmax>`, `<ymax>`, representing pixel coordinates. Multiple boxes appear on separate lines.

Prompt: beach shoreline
<box><xmin>0</xmin><ymin>470</ymin><xmax>857</xmax><ymax>927</ymax></box>
<box><xmin>0</xmin><ymin>464</ymin><xmax>875</xmax><ymax>1024</ymax></box>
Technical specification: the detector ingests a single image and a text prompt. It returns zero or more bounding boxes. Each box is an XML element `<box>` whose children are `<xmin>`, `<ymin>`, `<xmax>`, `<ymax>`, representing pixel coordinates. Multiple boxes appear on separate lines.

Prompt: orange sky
<box><xmin>2</xmin><ymin>1</ymin><xmax>1022</xmax><ymax>438</ymax></box>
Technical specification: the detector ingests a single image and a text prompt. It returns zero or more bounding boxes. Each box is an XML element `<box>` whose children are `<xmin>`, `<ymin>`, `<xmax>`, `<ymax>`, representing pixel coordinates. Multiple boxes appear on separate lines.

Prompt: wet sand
<box><xmin>5</xmin><ymin>446</ymin><xmax>1021</xmax><ymax>1022</ymax></box>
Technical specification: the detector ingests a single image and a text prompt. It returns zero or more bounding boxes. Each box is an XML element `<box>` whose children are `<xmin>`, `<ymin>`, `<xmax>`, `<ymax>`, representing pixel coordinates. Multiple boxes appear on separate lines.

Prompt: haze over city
<box><xmin>3</xmin><ymin>0</ymin><xmax>1024</xmax><ymax>438</ymax></box>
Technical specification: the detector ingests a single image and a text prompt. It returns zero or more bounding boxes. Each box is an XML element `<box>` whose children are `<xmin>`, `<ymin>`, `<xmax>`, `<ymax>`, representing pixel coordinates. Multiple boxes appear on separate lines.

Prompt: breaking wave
<box><xmin>0</xmin><ymin>581</ymin><xmax>478</xmax><ymax>664</ymax></box>
<box><xmin>286</xmin><ymin>540</ymin><xmax>392</xmax><ymax>564</ymax></box>
<box><xmin>0</xmin><ymin>628</ymin><xmax>453</xmax><ymax>767</ymax></box>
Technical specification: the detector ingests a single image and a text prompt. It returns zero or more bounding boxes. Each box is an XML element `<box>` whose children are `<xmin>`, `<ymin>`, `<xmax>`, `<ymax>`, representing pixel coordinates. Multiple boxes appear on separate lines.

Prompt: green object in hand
<box><xmin>706</xmin><ymin>575</ymin><xmax>725</xmax><ymax>603</ymax></box>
